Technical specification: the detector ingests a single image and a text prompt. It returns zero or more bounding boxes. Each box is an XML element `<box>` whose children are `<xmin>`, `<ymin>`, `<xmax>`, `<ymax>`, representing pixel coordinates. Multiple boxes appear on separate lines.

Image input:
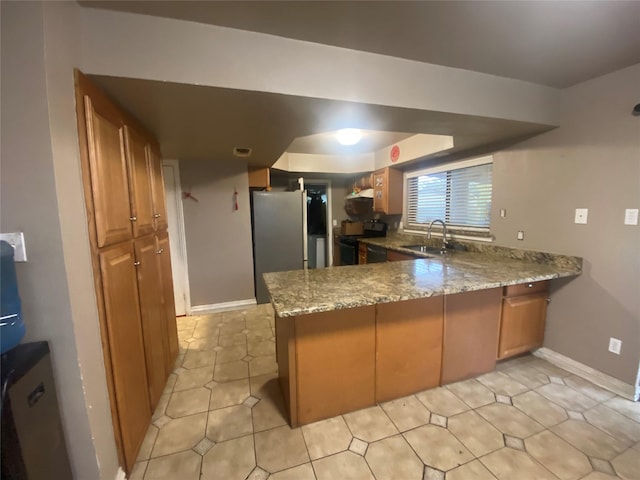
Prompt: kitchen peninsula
<box><xmin>264</xmin><ymin>240</ymin><xmax>582</xmax><ymax>427</ymax></box>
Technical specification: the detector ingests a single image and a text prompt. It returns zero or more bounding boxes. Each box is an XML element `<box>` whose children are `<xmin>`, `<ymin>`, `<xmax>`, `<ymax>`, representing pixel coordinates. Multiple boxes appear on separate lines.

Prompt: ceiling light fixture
<box><xmin>336</xmin><ymin>128</ymin><xmax>362</xmax><ymax>146</ymax></box>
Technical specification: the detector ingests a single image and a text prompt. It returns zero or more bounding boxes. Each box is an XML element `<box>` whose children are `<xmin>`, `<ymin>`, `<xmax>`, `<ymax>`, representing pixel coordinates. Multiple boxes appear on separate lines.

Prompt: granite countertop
<box><xmin>263</xmin><ymin>234</ymin><xmax>582</xmax><ymax>318</ymax></box>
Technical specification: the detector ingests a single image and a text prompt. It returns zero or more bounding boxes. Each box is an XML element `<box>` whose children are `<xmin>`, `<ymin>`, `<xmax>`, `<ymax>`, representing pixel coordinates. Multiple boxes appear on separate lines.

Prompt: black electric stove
<box><xmin>338</xmin><ymin>221</ymin><xmax>387</xmax><ymax>265</ymax></box>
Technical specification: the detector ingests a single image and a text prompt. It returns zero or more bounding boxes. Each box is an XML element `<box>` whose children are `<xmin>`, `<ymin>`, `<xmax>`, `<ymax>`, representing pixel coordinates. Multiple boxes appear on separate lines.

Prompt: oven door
<box><xmin>338</xmin><ymin>239</ymin><xmax>358</xmax><ymax>265</ymax></box>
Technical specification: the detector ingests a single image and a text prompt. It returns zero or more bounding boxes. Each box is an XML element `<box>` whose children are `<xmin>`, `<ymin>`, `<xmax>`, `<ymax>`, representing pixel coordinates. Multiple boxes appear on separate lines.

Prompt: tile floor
<box><xmin>130</xmin><ymin>304</ymin><xmax>640</xmax><ymax>480</ymax></box>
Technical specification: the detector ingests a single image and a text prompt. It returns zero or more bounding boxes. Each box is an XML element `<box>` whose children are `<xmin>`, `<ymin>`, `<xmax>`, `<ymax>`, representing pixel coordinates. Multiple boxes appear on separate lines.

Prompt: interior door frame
<box><xmin>301</xmin><ymin>178</ymin><xmax>333</xmax><ymax>267</ymax></box>
<box><xmin>162</xmin><ymin>159</ymin><xmax>191</xmax><ymax>315</ymax></box>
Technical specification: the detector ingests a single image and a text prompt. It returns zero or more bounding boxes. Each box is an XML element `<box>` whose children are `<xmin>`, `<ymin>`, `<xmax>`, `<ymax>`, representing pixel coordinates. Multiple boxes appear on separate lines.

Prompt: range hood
<box><xmin>345</xmin><ymin>188</ymin><xmax>374</xmax><ymax>200</ymax></box>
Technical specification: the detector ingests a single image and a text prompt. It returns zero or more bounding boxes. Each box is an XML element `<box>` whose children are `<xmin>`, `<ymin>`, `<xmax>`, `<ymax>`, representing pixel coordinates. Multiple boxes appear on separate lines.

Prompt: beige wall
<box><xmin>180</xmin><ymin>160</ymin><xmax>255</xmax><ymax>307</ymax></box>
<box><xmin>491</xmin><ymin>64</ymin><xmax>640</xmax><ymax>385</ymax></box>
<box><xmin>1</xmin><ymin>2</ymin><xmax>118</xmax><ymax>478</ymax></box>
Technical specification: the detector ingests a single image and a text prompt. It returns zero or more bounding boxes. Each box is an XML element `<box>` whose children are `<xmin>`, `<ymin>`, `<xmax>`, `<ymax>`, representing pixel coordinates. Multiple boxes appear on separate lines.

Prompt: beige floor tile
<box><xmin>221</xmin><ymin>310</ymin><xmax>246</xmax><ymax>322</ymax></box>
<box><xmin>403</xmin><ymin>424</ymin><xmax>474</xmax><ymax>471</ymax></box>
<box><xmin>447</xmin><ymin>459</ymin><xmax>497</xmax><ymax>480</ymax></box>
<box><xmin>218</xmin><ymin>332</ymin><xmax>248</xmax><ymax>347</ymax></box>
<box><xmin>249</xmin><ymin>354</ymin><xmax>278</xmax><ymax>377</ymax></box>
<box><xmin>365</xmin><ymin>435</ymin><xmax>423</xmax><ymax>480</ymax></box>
<box><xmin>476</xmin><ymin>371</ymin><xmax>529</xmax><ymax>396</ymax></box>
<box><xmin>612</xmin><ymin>448</ymin><xmax>640</xmax><ymax>480</ymax></box>
<box><xmin>182</xmin><ymin>350</ymin><xmax>216</xmax><ymax>369</ymax></box>
<box><xmin>313</xmin><ymin>451</ymin><xmax>374</xmax><ymax>480</ymax></box>
<box><xmin>247</xmin><ymin>327</ymin><xmax>274</xmax><ymax>343</ymax></box>
<box><xmin>220</xmin><ymin>322</ymin><xmax>247</xmax><ymax>336</ymax></box>
<box><xmin>145</xmin><ymin>450</ymin><xmax>201</xmax><ymax>480</ymax></box>
<box><xmin>477</xmin><ymin>403</ymin><xmax>545</xmax><ymax>438</ymax></box>
<box><xmin>416</xmin><ymin>387</ymin><xmax>470</xmax><ymax>417</ymax></box>
<box><xmin>187</xmin><ymin>336</ymin><xmax>219</xmax><ymax>351</ymax></box>
<box><xmin>512</xmin><ymin>390</ymin><xmax>568</xmax><ymax>427</ymax></box>
<box><xmin>136</xmin><ymin>424</ymin><xmax>158</xmax><ymax>461</ymax></box>
<box><xmin>192</xmin><ymin>324</ymin><xmax>220</xmax><ymax>339</ymax></box>
<box><xmin>446</xmin><ymin>379</ymin><xmax>496</xmax><ymax>409</ymax></box>
<box><xmin>527</xmin><ymin>357</ymin><xmax>572</xmax><ymax>377</ymax></box>
<box><xmin>537</xmin><ymin>383</ymin><xmax>599</xmax><ymax>412</ymax></box>
<box><xmin>248</xmin><ymin>340</ymin><xmax>275</xmax><ymax>357</ymax></box>
<box><xmin>580</xmin><ymin>473</ymin><xmax>621</xmax><ymax>480</ymax></box>
<box><xmin>380</xmin><ymin>395</ymin><xmax>431</xmax><ymax>432</ymax></box>
<box><xmin>302</xmin><ymin>416</ymin><xmax>353</xmax><ymax>460</ymax></box>
<box><xmin>525</xmin><ymin>430</ymin><xmax>592</xmax><ymax>480</ymax></box>
<box><xmin>209</xmin><ymin>378</ymin><xmax>251</xmax><ymax>410</ymax></box>
<box><xmin>246</xmin><ymin>318</ymin><xmax>272</xmax><ymax>330</ymax></box>
<box><xmin>584</xmin><ymin>404</ymin><xmax>640</xmax><ymax>445</ymax></box>
<box><xmin>604</xmin><ymin>397</ymin><xmax>640</xmax><ymax>423</ymax></box>
<box><xmin>128</xmin><ymin>461</ymin><xmax>147</xmax><ymax>480</ymax></box>
<box><xmin>214</xmin><ymin>360</ymin><xmax>249</xmax><ymax>381</ymax></box>
<box><xmin>249</xmin><ymin>373</ymin><xmax>280</xmax><ymax>399</ymax></box>
<box><xmin>174</xmin><ymin>366</ymin><xmax>214</xmax><ymax>392</ymax></box>
<box><xmin>551</xmin><ymin>419</ymin><xmax>629</xmax><ymax>460</ymax></box>
<box><xmin>206</xmin><ymin>405</ymin><xmax>253</xmax><ymax>442</ymax></box>
<box><xmin>343</xmin><ymin>405</ymin><xmax>399</xmax><ymax>442</ymax></box>
<box><xmin>152</xmin><ymin>393</ymin><xmax>170</xmax><ymax>421</ymax></box>
<box><xmin>254</xmin><ymin>425</ymin><xmax>309</xmax><ymax>473</ymax></box>
<box><xmin>201</xmin><ymin>435</ymin><xmax>255</xmax><ymax>480</ymax></box>
<box><xmin>502</xmin><ymin>364</ymin><xmax>550</xmax><ymax>389</ymax></box>
<box><xmin>163</xmin><ymin>373</ymin><xmax>177</xmax><ymax>394</ymax></box>
<box><xmin>216</xmin><ymin>344</ymin><xmax>248</xmax><ymax>364</ymax></box>
<box><xmin>151</xmin><ymin>412</ymin><xmax>207</xmax><ymax>457</ymax></box>
<box><xmin>269</xmin><ymin>463</ymin><xmax>316</xmax><ymax>480</ymax></box>
<box><xmin>166</xmin><ymin>387</ymin><xmax>211</xmax><ymax>418</ymax></box>
<box><xmin>563</xmin><ymin>375</ymin><xmax>616</xmax><ymax>403</ymax></box>
<box><xmin>480</xmin><ymin>447</ymin><xmax>557</xmax><ymax>480</ymax></box>
<box><xmin>447</xmin><ymin>410</ymin><xmax>504</xmax><ymax>457</ymax></box>
<box><xmin>252</xmin><ymin>392</ymin><xmax>288</xmax><ymax>432</ymax></box>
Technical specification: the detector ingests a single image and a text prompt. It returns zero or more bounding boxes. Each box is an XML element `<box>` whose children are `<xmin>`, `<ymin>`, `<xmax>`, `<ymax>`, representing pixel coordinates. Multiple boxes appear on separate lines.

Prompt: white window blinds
<box><xmin>406</xmin><ymin>158</ymin><xmax>493</xmax><ymax>232</ymax></box>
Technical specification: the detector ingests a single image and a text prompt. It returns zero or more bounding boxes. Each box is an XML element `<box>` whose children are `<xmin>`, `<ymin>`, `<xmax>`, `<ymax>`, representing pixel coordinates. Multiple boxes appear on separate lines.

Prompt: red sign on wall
<box><xmin>390</xmin><ymin>145</ymin><xmax>400</xmax><ymax>163</ymax></box>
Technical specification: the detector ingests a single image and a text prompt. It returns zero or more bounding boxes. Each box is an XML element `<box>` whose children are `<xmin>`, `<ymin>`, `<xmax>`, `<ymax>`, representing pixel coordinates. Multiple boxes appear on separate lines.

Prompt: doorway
<box><xmin>305</xmin><ymin>181</ymin><xmax>332</xmax><ymax>268</ymax></box>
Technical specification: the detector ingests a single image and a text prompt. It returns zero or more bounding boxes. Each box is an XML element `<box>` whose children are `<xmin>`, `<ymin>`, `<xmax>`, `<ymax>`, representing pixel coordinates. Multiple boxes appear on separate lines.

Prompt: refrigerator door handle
<box><xmin>302</xmin><ymin>190</ymin><xmax>308</xmax><ymax>267</ymax></box>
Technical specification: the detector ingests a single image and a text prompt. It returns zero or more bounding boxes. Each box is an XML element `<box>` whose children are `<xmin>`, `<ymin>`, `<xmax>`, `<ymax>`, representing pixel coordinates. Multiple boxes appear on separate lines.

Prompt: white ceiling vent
<box><xmin>233</xmin><ymin>147</ymin><xmax>252</xmax><ymax>157</ymax></box>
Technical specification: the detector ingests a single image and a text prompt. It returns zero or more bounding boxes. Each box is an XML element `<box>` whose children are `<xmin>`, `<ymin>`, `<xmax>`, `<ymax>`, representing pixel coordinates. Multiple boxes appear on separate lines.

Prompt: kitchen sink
<box><xmin>401</xmin><ymin>245</ymin><xmax>448</xmax><ymax>255</ymax></box>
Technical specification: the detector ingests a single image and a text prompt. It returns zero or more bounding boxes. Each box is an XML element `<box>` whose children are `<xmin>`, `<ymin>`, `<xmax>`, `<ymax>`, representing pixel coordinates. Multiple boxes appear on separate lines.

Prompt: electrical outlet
<box><xmin>608</xmin><ymin>337</ymin><xmax>622</xmax><ymax>355</ymax></box>
<box><xmin>517</xmin><ymin>230</ymin><xmax>524</xmax><ymax>240</ymax></box>
<box><xmin>0</xmin><ymin>232</ymin><xmax>27</xmax><ymax>262</ymax></box>
<box><xmin>574</xmin><ymin>208</ymin><xmax>588</xmax><ymax>224</ymax></box>
<box><xmin>500</xmin><ymin>208</ymin><xmax>507</xmax><ymax>218</ymax></box>
<box><xmin>332</xmin><ymin>219</ymin><xmax>337</xmax><ymax>227</ymax></box>
<box><xmin>624</xmin><ymin>209</ymin><xmax>638</xmax><ymax>225</ymax></box>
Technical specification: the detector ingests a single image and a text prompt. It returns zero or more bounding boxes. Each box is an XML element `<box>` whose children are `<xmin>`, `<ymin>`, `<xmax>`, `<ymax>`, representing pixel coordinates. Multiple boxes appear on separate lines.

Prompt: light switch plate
<box><xmin>0</xmin><ymin>232</ymin><xmax>27</xmax><ymax>262</ymax></box>
<box><xmin>500</xmin><ymin>208</ymin><xmax>507</xmax><ymax>218</ymax></box>
<box><xmin>624</xmin><ymin>208</ymin><xmax>638</xmax><ymax>225</ymax></box>
<box><xmin>574</xmin><ymin>208</ymin><xmax>588</xmax><ymax>224</ymax></box>
<box><xmin>517</xmin><ymin>230</ymin><xmax>524</xmax><ymax>240</ymax></box>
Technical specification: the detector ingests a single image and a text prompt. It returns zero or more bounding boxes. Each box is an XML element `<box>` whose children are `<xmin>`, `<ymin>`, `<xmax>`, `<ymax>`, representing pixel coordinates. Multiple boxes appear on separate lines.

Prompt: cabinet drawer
<box><xmin>504</xmin><ymin>280</ymin><xmax>549</xmax><ymax>297</ymax></box>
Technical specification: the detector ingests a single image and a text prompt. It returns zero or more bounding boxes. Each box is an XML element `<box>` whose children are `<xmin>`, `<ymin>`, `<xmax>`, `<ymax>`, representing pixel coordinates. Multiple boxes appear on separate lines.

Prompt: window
<box><xmin>405</xmin><ymin>156</ymin><xmax>493</xmax><ymax>238</ymax></box>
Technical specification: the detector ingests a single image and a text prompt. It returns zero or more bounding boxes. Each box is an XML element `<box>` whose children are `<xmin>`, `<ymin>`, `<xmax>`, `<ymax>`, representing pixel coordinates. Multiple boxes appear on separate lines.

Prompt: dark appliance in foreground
<box><xmin>338</xmin><ymin>220</ymin><xmax>387</xmax><ymax>265</ymax></box>
<box><xmin>1</xmin><ymin>342</ymin><xmax>72</xmax><ymax>479</ymax></box>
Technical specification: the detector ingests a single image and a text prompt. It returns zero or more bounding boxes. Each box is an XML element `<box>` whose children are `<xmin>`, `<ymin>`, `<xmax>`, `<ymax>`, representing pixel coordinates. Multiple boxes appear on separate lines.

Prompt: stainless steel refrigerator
<box><xmin>252</xmin><ymin>190</ymin><xmax>307</xmax><ymax>304</ymax></box>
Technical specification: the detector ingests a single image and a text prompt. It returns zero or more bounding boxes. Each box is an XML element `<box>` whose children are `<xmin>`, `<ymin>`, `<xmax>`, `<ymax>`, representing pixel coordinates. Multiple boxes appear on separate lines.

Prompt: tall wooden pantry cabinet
<box><xmin>74</xmin><ymin>71</ymin><xmax>178</xmax><ymax>473</ymax></box>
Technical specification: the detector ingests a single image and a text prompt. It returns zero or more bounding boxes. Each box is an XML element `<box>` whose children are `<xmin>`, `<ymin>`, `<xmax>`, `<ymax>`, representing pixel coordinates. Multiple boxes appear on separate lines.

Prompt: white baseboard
<box><xmin>114</xmin><ymin>467</ymin><xmax>126</xmax><ymax>480</ymax></box>
<box><xmin>190</xmin><ymin>298</ymin><xmax>257</xmax><ymax>315</ymax></box>
<box><xmin>534</xmin><ymin>348</ymin><xmax>637</xmax><ymax>401</ymax></box>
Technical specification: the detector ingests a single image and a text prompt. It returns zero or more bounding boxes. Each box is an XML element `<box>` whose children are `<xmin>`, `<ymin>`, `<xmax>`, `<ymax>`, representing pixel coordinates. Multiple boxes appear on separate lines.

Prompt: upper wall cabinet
<box><xmin>148</xmin><ymin>144</ymin><xmax>168</xmax><ymax>231</ymax></box>
<box><xmin>84</xmin><ymin>95</ymin><xmax>133</xmax><ymax>248</ymax></box>
<box><xmin>125</xmin><ymin>126</ymin><xmax>155</xmax><ymax>238</ymax></box>
<box><xmin>373</xmin><ymin>167</ymin><xmax>403</xmax><ymax>215</ymax></box>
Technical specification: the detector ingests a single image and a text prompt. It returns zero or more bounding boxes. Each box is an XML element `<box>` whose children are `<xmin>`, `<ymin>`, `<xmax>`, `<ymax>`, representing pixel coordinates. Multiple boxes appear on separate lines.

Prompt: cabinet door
<box><xmin>156</xmin><ymin>232</ymin><xmax>179</xmax><ymax>371</ymax></box>
<box><xmin>373</xmin><ymin>170</ymin><xmax>387</xmax><ymax>213</ymax></box>
<box><xmin>376</xmin><ymin>297</ymin><xmax>443</xmax><ymax>402</ymax></box>
<box><xmin>442</xmin><ymin>288</ymin><xmax>502</xmax><ymax>384</ymax></box>
<box><xmin>498</xmin><ymin>293</ymin><xmax>548</xmax><ymax>359</ymax></box>
<box><xmin>134</xmin><ymin>235</ymin><xmax>167</xmax><ymax>410</ymax></box>
<box><xmin>99</xmin><ymin>242</ymin><xmax>151</xmax><ymax>471</ymax></box>
<box><xmin>386</xmin><ymin>250</ymin><xmax>415</xmax><ymax>261</ymax></box>
<box><xmin>124</xmin><ymin>126</ymin><xmax>155</xmax><ymax>238</ymax></box>
<box><xmin>84</xmin><ymin>95</ymin><xmax>132</xmax><ymax>247</ymax></box>
<box><xmin>147</xmin><ymin>144</ymin><xmax>168</xmax><ymax>231</ymax></box>
<box><xmin>358</xmin><ymin>243</ymin><xmax>368</xmax><ymax>265</ymax></box>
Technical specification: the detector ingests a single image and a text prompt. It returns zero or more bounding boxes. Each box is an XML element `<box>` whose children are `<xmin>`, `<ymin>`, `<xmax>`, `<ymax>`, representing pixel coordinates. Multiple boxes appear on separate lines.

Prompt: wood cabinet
<box><xmin>441</xmin><ymin>288</ymin><xmax>502</xmax><ymax>384</ymax></box>
<box><xmin>75</xmin><ymin>71</ymin><xmax>177</xmax><ymax>473</ymax></box>
<box><xmin>386</xmin><ymin>250</ymin><xmax>415</xmax><ymax>261</ymax></box>
<box><xmin>332</xmin><ymin>233</ymin><xmax>341</xmax><ymax>267</ymax></box>
<box><xmin>346</xmin><ymin>172</ymin><xmax>373</xmax><ymax>194</ymax></box>
<box><xmin>358</xmin><ymin>242</ymin><xmax>367</xmax><ymax>265</ymax></box>
<box><xmin>376</xmin><ymin>298</ymin><xmax>443</xmax><ymax>402</ymax></box>
<box><xmin>498</xmin><ymin>281</ymin><xmax>549</xmax><ymax>359</ymax></box>
<box><xmin>373</xmin><ymin>167</ymin><xmax>403</xmax><ymax>214</ymax></box>
<box><xmin>98</xmin><ymin>242</ymin><xmax>151</xmax><ymax>469</ymax></box>
<box><xmin>248</xmin><ymin>167</ymin><xmax>270</xmax><ymax>188</ymax></box>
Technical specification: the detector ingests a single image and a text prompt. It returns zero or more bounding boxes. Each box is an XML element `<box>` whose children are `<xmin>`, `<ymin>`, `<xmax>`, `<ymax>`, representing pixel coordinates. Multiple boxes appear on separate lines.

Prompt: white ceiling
<box><xmin>82</xmin><ymin>1</ymin><xmax>640</xmax><ymax>168</ymax></box>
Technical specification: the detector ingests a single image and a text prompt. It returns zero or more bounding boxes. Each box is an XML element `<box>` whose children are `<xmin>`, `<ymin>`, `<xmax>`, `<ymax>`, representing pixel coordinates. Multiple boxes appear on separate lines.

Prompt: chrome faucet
<box><xmin>427</xmin><ymin>219</ymin><xmax>448</xmax><ymax>254</ymax></box>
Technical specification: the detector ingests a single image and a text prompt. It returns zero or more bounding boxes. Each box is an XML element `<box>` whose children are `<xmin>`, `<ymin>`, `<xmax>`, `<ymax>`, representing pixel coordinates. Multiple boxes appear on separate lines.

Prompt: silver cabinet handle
<box><xmin>156</xmin><ymin>248</ymin><xmax>164</xmax><ymax>255</ymax></box>
<box><xmin>154</xmin><ymin>213</ymin><xmax>161</xmax><ymax>218</ymax></box>
<box><xmin>528</xmin><ymin>283</ymin><xmax>534</xmax><ymax>288</ymax></box>
<box><xmin>133</xmin><ymin>261</ymin><xmax>141</xmax><ymax>266</ymax></box>
<box><xmin>129</xmin><ymin>216</ymin><xmax>137</xmax><ymax>222</ymax></box>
